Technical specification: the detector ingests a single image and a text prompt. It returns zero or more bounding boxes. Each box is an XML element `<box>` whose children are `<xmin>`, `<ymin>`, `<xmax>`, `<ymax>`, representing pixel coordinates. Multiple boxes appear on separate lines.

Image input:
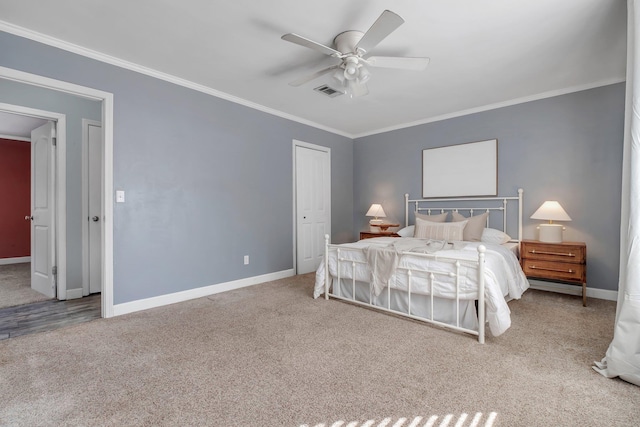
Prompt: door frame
<box><xmin>0</xmin><ymin>65</ymin><xmax>115</xmax><ymax>318</ymax></box>
<box><xmin>292</xmin><ymin>139</ymin><xmax>331</xmax><ymax>274</ymax></box>
<box><xmin>82</xmin><ymin>118</ymin><xmax>102</xmax><ymax>296</ymax></box>
<box><xmin>0</xmin><ymin>104</ymin><xmax>66</xmax><ymax>298</ymax></box>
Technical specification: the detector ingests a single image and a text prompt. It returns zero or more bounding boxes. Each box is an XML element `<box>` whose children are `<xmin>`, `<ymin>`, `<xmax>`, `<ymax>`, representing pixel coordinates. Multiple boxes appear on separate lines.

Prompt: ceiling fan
<box><xmin>281</xmin><ymin>10</ymin><xmax>429</xmax><ymax>98</ymax></box>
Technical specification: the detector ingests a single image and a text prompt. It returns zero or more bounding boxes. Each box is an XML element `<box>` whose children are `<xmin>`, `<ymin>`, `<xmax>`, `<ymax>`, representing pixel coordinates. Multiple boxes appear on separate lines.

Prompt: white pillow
<box><xmin>481</xmin><ymin>228</ymin><xmax>512</xmax><ymax>245</ymax></box>
<box><xmin>414</xmin><ymin>218</ymin><xmax>467</xmax><ymax>241</ymax></box>
<box><xmin>397</xmin><ymin>225</ymin><xmax>415</xmax><ymax>237</ymax></box>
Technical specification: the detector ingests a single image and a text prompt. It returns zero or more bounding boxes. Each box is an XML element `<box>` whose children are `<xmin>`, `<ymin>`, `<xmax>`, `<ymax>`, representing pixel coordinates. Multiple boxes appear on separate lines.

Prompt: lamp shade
<box><xmin>530</xmin><ymin>201</ymin><xmax>571</xmax><ymax>222</ymax></box>
<box><xmin>366</xmin><ymin>204</ymin><xmax>386</xmax><ymax>218</ymax></box>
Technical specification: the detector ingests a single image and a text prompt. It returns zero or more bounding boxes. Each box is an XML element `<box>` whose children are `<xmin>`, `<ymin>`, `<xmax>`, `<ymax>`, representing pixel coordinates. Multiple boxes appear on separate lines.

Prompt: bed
<box><xmin>314</xmin><ymin>189</ymin><xmax>529</xmax><ymax>343</ymax></box>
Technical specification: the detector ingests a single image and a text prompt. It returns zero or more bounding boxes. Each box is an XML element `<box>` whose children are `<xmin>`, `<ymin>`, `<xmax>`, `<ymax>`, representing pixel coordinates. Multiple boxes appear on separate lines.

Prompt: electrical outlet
<box><xmin>244</xmin><ymin>255</ymin><xmax>249</xmax><ymax>265</ymax></box>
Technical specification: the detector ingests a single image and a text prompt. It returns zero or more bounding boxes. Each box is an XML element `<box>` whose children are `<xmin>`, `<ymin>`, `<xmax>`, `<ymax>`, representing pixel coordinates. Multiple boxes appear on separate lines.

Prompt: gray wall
<box><xmin>354</xmin><ymin>83</ymin><xmax>625</xmax><ymax>292</ymax></box>
<box><xmin>0</xmin><ymin>31</ymin><xmax>353</xmax><ymax>304</ymax></box>
<box><xmin>0</xmin><ymin>79</ymin><xmax>101</xmax><ymax>291</ymax></box>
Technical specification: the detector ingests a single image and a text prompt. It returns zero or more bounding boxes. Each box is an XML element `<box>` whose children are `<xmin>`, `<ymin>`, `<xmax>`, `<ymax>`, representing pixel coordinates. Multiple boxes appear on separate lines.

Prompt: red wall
<box><xmin>0</xmin><ymin>138</ymin><xmax>30</xmax><ymax>258</ymax></box>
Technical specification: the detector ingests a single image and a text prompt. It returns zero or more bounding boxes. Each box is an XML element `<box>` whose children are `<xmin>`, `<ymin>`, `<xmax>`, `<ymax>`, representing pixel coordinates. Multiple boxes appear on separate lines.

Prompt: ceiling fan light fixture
<box><xmin>346</xmin><ymin>80</ymin><xmax>369</xmax><ymax>98</ymax></box>
<box><xmin>343</xmin><ymin>57</ymin><xmax>359</xmax><ymax>81</ymax></box>
<box><xmin>332</xmin><ymin>69</ymin><xmax>346</xmax><ymax>85</ymax></box>
<box><xmin>344</xmin><ymin>68</ymin><xmax>357</xmax><ymax>80</ymax></box>
<box><xmin>358</xmin><ymin>66</ymin><xmax>371</xmax><ymax>84</ymax></box>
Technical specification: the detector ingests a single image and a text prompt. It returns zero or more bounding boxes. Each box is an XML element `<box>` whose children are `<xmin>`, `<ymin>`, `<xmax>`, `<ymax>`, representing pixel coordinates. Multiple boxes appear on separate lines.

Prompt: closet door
<box><xmin>295</xmin><ymin>143</ymin><xmax>330</xmax><ymax>274</ymax></box>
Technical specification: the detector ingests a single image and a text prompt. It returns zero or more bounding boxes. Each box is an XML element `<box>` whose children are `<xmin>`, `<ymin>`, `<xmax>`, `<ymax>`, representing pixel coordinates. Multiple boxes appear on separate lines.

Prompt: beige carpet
<box><xmin>0</xmin><ymin>273</ymin><xmax>636</xmax><ymax>426</ymax></box>
<box><xmin>0</xmin><ymin>263</ymin><xmax>53</xmax><ymax>309</ymax></box>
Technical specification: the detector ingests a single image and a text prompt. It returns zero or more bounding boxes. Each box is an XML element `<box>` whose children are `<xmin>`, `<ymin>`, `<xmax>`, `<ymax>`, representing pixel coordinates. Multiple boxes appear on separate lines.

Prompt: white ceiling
<box><xmin>0</xmin><ymin>0</ymin><xmax>627</xmax><ymax>137</ymax></box>
<box><xmin>0</xmin><ymin>111</ymin><xmax>47</xmax><ymax>138</ymax></box>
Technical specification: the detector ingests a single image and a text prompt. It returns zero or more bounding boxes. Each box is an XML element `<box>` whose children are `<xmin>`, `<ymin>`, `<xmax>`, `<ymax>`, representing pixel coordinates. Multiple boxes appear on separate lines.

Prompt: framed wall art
<box><xmin>422</xmin><ymin>139</ymin><xmax>497</xmax><ymax>198</ymax></box>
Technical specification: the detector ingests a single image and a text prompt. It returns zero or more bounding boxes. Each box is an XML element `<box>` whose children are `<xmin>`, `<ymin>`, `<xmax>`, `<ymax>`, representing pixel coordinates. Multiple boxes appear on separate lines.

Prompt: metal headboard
<box><xmin>404</xmin><ymin>188</ymin><xmax>524</xmax><ymax>242</ymax></box>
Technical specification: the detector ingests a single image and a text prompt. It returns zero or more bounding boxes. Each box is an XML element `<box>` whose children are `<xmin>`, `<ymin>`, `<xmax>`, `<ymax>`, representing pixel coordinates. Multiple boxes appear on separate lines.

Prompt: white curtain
<box><xmin>593</xmin><ymin>0</ymin><xmax>640</xmax><ymax>386</ymax></box>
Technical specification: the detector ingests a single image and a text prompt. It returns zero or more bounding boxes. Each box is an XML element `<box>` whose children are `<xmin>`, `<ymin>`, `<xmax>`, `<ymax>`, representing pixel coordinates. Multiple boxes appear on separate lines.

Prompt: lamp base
<box><xmin>538</xmin><ymin>223</ymin><xmax>564</xmax><ymax>243</ymax></box>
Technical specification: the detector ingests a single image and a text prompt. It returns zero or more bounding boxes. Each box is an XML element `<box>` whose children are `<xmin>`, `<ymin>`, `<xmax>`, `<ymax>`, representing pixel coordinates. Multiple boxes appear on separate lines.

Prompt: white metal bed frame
<box><xmin>323</xmin><ymin>189</ymin><xmax>524</xmax><ymax>343</ymax></box>
<box><xmin>405</xmin><ymin>188</ymin><xmax>523</xmax><ymax>242</ymax></box>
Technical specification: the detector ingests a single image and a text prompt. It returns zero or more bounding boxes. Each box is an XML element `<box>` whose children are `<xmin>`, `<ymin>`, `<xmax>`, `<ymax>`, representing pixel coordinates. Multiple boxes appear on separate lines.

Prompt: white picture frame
<box><xmin>422</xmin><ymin>139</ymin><xmax>498</xmax><ymax>198</ymax></box>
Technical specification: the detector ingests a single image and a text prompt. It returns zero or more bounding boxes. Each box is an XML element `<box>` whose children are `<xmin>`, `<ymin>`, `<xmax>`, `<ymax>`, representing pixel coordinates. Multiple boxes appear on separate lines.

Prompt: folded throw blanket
<box><xmin>364</xmin><ymin>238</ymin><xmax>461</xmax><ymax>296</ymax></box>
<box><xmin>363</xmin><ymin>245</ymin><xmax>401</xmax><ymax>296</ymax></box>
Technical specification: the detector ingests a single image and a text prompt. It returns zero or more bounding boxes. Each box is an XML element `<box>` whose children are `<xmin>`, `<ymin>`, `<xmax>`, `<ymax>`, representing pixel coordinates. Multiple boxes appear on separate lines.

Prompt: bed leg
<box><xmin>477</xmin><ymin>245</ymin><xmax>486</xmax><ymax>344</ymax></box>
<box><xmin>324</xmin><ymin>234</ymin><xmax>330</xmax><ymax>300</ymax></box>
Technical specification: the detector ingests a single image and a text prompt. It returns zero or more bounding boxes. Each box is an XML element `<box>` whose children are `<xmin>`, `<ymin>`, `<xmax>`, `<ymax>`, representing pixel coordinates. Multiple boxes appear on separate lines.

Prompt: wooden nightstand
<box><xmin>520</xmin><ymin>240</ymin><xmax>587</xmax><ymax>306</ymax></box>
<box><xmin>360</xmin><ymin>231</ymin><xmax>400</xmax><ymax>240</ymax></box>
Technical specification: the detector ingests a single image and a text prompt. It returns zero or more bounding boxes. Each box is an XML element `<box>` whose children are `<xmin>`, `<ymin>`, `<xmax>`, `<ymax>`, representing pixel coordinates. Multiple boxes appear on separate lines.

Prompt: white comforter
<box><xmin>314</xmin><ymin>237</ymin><xmax>529</xmax><ymax>336</ymax></box>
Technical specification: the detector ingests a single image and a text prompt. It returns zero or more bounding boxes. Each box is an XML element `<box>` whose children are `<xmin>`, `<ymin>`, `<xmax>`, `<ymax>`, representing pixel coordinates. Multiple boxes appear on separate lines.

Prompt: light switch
<box><xmin>116</xmin><ymin>190</ymin><xmax>125</xmax><ymax>203</ymax></box>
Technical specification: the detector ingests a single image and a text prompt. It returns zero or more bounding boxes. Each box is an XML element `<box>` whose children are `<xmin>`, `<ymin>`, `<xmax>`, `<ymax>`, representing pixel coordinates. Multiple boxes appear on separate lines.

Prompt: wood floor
<box><xmin>0</xmin><ymin>294</ymin><xmax>101</xmax><ymax>340</ymax></box>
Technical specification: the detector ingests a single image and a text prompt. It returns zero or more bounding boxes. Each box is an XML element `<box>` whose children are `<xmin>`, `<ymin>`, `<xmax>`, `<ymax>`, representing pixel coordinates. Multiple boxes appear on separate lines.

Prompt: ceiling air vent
<box><xmin>313</xmin><ymin>85</ymin><xmax>344</xmax><ymax>98</ymax></box>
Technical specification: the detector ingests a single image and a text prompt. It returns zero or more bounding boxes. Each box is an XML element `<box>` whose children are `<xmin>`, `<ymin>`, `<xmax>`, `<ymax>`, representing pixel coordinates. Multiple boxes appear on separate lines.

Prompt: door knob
<box><xmin>92</xmin><ymin>216</ymin><xmax>100</xmax><ymax>222</ymax></box>
<box><xmin>25</xmin><ymin>215</ymin><xmax>33</xmax><ymax>221</ymax></box>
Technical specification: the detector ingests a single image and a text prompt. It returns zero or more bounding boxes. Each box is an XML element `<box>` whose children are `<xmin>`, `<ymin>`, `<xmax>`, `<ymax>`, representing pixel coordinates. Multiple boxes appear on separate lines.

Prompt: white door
<box><xmin>87</xmin><ymin>121</ymin><xmax>102</xmax><ymax>294</ymax></box>
<box><xmin>30</xmin><ymin>122</ymin><xmax>56</xmax><ymax>298</ymax></box>
<box><xmin>295</xmin><ymin>144</ymin><xmax>330</xmax><ymax>274</ymax></box>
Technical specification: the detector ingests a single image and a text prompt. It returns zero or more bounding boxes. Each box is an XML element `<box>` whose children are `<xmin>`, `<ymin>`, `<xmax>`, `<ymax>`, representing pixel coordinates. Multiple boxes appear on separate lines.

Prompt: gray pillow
<box><xmin>451</xmin><ymin>211</ymin><xmax>489</xmax><ymax>241</ymax></box>
<box><xmin>415</xmin><ymin>212</ymin><xmax>448</xmax><ymax>223</ymax></box>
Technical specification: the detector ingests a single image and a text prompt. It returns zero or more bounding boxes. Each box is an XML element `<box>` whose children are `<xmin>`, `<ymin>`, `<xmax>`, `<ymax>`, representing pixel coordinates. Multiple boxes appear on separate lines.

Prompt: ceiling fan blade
<box><xmin>288</xmin><ymin>65</ymin><xmax>341</xmax><ymax>87</ymax></box>
<box><xmin>355</xmin><ymin>10</ymin><xmax>405</xmax><ymax>54</ymax></box>
<box><xmin>281</xmin><ymin>33</ymin><xmax>342</xmax><ymax>57</ymax></box>
<box><xmin>367</xmin><ymin>56</ymin><xmax>430</xmax><ymax>70</ymax></box>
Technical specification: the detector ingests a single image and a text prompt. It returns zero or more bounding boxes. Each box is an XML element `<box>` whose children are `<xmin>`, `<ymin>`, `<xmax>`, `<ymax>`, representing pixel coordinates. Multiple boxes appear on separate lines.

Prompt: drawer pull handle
<box><xmin>530</xmin><ymin>265</ymin><xmax>574</xmax><ymax>274</ymax></box>
<box><xmin>529</xmin><ymin>249</ymin><xmax>575</xmax><ymax>257</ymax></box>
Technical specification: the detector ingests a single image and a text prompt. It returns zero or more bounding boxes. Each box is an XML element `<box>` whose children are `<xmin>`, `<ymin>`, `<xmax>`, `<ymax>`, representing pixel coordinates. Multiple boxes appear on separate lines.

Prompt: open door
<box><xmin>30</xmin><ymin>121</ymin><xmax>56</xmax><ymax>298</ymax></box>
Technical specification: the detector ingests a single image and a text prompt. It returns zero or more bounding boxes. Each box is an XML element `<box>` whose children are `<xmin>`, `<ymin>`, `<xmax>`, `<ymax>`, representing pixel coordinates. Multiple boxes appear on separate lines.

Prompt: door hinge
<box><xmin>51</xmin><ymin>122</ymin><xmax>57</xmax><ymax>145</ymax></box>
<box><xmin>52</xmin><ymin>266</ymin><xmax>58</xmax><ymax>276</ymax></box>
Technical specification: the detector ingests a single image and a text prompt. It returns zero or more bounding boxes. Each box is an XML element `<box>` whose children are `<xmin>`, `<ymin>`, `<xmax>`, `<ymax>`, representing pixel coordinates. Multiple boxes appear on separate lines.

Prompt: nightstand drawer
<box><xmin>522</xmin><ymin>259</ymin><xmax>586</xmax><ymax>283</ymax></box>
<box><xmin>521</xmin><ymin>241</ymin><xmax>585</xmax><ymax>264</ymax></box>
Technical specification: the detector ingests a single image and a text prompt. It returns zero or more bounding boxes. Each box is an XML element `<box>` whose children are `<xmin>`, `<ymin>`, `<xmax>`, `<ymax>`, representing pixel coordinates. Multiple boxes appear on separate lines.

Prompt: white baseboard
<box><xmin>65</xmin><ymin>288</ymin><xmax>84</xmax><ymax>300</ymax></box>
<box><xmin>113</xmin><ymin>269</ymin><xmax>296</xmax><ymax>316</ymax></box>
<box><xmin>0</xmin><ymin>256</ymin><xmax>31</xmax><ymax>265</ymax></box>
<box><xmin>528</xmin><ymin>279</ymin><xmax>618</xmax><ymax>302</ymax></box>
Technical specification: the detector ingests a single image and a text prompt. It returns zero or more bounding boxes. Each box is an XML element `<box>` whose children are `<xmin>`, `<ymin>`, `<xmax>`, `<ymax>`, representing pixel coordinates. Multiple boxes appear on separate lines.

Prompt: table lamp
<box><xmin>366</xmin><ymin>203</ymin><xmax>386</xmax><ymax>231</ymax></box>
<box><xmin>530</xmin><ymin>201</ymin><xmax>572</xmax><ymax>243</ymax></box>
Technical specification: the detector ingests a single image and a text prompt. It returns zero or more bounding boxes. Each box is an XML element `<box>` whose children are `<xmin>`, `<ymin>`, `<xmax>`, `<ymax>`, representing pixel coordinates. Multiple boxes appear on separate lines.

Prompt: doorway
<box><xmin>0</xmin><ymin>116</ymin><xmax>102</xmax><ymax>303</ymax></box>
<box><xmin>293</xmin><ymin>140</ymin><xmax>331</xmax><ymax>274</ymax></box>
<box><xmin>0</xmin><ymin>114</ymin><xmax>50</xmax><ymax>309</ymax></box>
<box><xmin>0</xmin><ymin>65</ymin><xmax>115</xmax><ymax>319</ymax></box>
<box><xmin>0</xmin><ymin>107</ymin><xmax>65</xmax><ymax>306</ymax></box>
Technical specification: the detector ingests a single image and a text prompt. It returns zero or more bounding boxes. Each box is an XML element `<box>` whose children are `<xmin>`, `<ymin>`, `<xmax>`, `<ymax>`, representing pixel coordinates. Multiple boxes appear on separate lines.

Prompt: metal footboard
<box><xmin>323</xmin><ymin>235</ymin><xmax>487</xmax><ymax>343</ymax></box>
